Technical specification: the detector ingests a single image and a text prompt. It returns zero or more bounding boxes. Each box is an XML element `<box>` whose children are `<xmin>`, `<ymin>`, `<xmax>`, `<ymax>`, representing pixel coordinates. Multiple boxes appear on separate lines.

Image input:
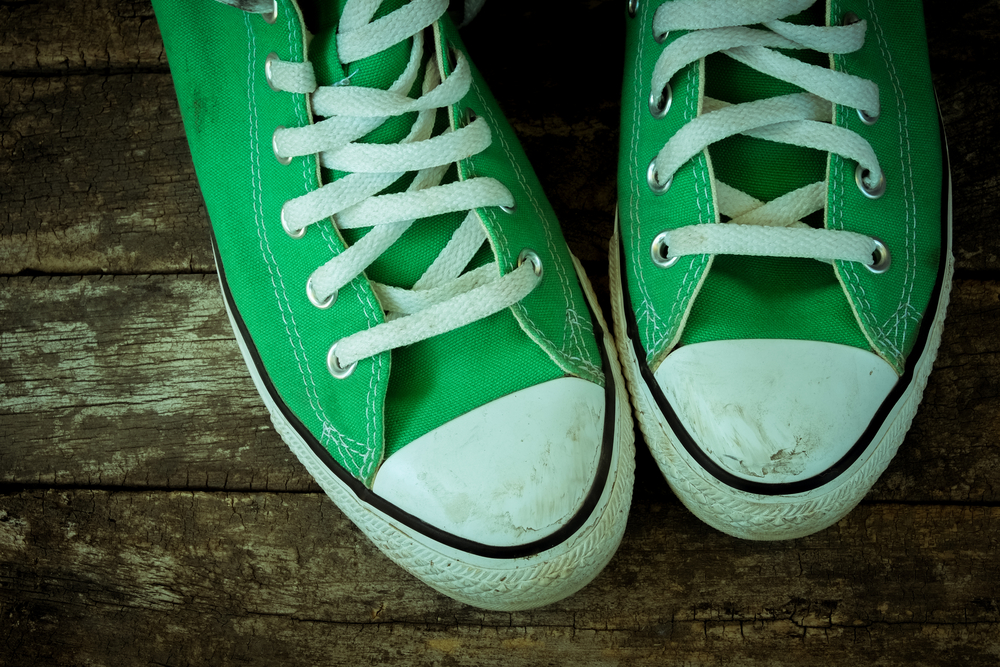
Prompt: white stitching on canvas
<box><xmin>474</xmin><ymin>91</ymin><xmax>590</xmax><ymax>370</ymax></box>
<box><xmin>629</xmin><ymin>8</ymin><xmax>668</xmax><ymax>351</ymax></box>
<box><xmin>246</xmin><ymin>16</ymin><xmax>374</xmax><ymax>476</ymax></box>
<box><xmin>826</xmin><ymin>53</ymin><xmax>898</xmax><ymax>362</ymax></box>
<box><xmin>316</xmin><ymin>222</ymin><xmax>382</xmax><ymax>476</ymax></box>
<box><xmin>831</xmin><ymin>2</ymin><xmax>914</xmax><ymax>366</ymax></box>
<box><xmin>831</xmin><ymin>146</ymin><xmax>902</xmax><ymax>361</ymax></box>
<box><xmin>866</xmin><ymin>0</ymin><xmax>917</xmax><ymax>355</ymax></box>
<box><xmin>247</xmin><ymin>19</ymin><xmax>325</xmax><ymax>427</ymax></box>
<box><xmin>664</xmin><ymin>71</ymin><xmax>708</xmax><ymax>338</ymax></box>
<box><xmin>472</xmin><ymin>82</ymin><xmax>601</xmax><ymax>378</ymax></box>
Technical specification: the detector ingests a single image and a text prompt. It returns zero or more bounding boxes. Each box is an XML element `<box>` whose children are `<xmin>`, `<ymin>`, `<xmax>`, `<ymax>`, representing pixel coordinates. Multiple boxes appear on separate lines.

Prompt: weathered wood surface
<box><xmin>2</xmin><ymin>491</ymin><xmax>999</xmax><ymax>665</ymax></box>
<box><xmin>0</xmin><ymin>73</ymin><xmax>210</xmax><ymax>275</ymax></box>
<box><xmin>2</xmin><ymin>0</ymin><xmax>1000</xmax><ymax>665</ymax></box>
<box><xmin>0</xmin><ymin>0</ymin><xmax>166</xmax><ymax>73</ymax></box>
<box><xmin>3</xmin><ymin>275</ymin><xmax>999</xmax><ymax>503</ymax></box>
<box><xmin>3</xmin><ymin>1</ymin><xmax>1000</xmax><ymax>275</ymax></box>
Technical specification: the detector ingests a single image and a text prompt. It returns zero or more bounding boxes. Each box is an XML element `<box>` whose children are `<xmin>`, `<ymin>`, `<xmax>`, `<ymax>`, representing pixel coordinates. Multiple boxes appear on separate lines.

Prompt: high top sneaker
<box><xmin>152</xmin><ymin>0</ymin><xmax>635</xmax><ymax>609</ymax></box>
<box><xmin>612</xmin><ymin>0</ymin><xmax>952</xmax><ymax>539</ymax></box>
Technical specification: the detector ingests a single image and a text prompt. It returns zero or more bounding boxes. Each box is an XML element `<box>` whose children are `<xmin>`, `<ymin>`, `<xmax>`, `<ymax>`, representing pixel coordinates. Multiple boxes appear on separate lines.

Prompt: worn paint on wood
<box><xmin>1</xmin><ymin>275</ymin><xmax>998</xmax><ymax>502</ymax></box>
<box><xmin>2</xmin><ymin>0</ymin><xmax>999</xmax><ymax>665</ymax></box>
<box><xmin>2</xmin><ymin>3</ymin><xmax>1000</xmax><ymax>276</ymax></box>
<box><xmin>1</xmin><ymin>491</ymin><xmax>999</xmax><ymax>665</ymax></box>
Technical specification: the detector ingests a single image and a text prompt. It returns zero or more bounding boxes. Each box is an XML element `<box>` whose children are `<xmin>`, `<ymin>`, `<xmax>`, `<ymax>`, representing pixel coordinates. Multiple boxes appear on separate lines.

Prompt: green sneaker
<box><xmin>612</xmin><ymin>0</ymin><xmax>952</xmax><ymax>539</ymax></box>
<box><xmin>152</xmin><ymin>0</ymin><xmax>634</xmax><ymax>609</ymax></box>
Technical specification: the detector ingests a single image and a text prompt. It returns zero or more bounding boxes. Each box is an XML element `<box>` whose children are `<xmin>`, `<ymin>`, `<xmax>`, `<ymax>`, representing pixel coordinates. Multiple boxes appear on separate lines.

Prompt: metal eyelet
<box><xmin>653</xmin><ymin>28</ymin><xmax>669</xmax><ymax>44</ymax></box>
<box><xmin>855</xmin><ymin>164</ymin><xmax>886</xmax><ymax>199</ymax></box>
<box><xmin>327</xmin><ymin>343</ymin><xmax>357</xmax><ymax>379</ymax></box>
<box><xmin>649</xmin><ymin>82</ymin><xmax>672</xmax><ymax>119</ymax></box>
<box><xmin>650</xmin><ymin>231</ymin><xmax>678</xmax><ymax>268</ymax></box>
<box><xmin>262</xmin><ymin>0</ymin><xmax>278</xmax><ymax>24</ymax></box>
<box><xmin>866</xmin><ymin>237</ymin><xmax>891</xmax><ymax>274</ymax></box>
<box><xmin>858</xmin><ymin>107</ymin><xmax>879</xmax><ymax>125</ymax></box>
<box><xmin>628</xmin><ymin>0</ymin><xmax>639</xmax><ymax>18</ymax></box>
<box><xmin>265</xmin><ymin>52</ymin><xmax>280</xmax><ymax>92</ymax></box>
<box><xmin>280</xmin><ymin>203</ymin><xmax>305</xmax><ymax>239</ymax></box>
<box><xmin>840</xmin><ymin>13</ymin><xmax>878</xmax><ymax>125</ymax></box>
<box><xmin>647</xmin><ymin>159</ymin><xmax>672</xmax><ymax>195</ymax></box>
<box><xmin>306</xmin><ymin>277</ymin><xmax>337</xmax><ymax>309</ymax></box>
<box><xmin>517</xmin><ymin>248</ymin><xmax>543</xmax><ymax>278</ymax></box>
<box><xmin>273</xmin><ymin>126</ymin><xmax>292</xmax><ymax>165</ymax></box>
<box><xmin>499</xmin><ymin>201</ymin><xmax>516</xmax><ymax>214</ymax></box>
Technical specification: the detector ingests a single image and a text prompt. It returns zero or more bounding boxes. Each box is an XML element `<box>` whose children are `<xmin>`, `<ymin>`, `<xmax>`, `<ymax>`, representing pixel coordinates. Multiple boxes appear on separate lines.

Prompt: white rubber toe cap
<box><xmin>371</xmin><ymin>377</ymin><xmax>606</xmax><ymax>547</ymax></box>
<box><xmin>654</xmin><ymin>339</ymin><xmax>899</xmax><ymax>486</ymax></box>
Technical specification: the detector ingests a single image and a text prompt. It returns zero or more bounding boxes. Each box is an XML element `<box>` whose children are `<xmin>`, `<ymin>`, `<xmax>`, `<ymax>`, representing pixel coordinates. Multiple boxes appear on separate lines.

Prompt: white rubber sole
<box><xmin>219</xmin><ymin>254</ymin><xmax>635</xmax><ymax>610</ymax></box>
<box><xmin>610</xmin><ymin>179</ymin><xmax>953</xmax><ymax>540</ymax></box>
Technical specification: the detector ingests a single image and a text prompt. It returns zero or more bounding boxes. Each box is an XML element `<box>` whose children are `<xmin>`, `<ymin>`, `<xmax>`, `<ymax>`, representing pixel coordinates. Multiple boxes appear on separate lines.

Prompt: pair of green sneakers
<box><xmin>153</xmin><ymin>0</ymin><xmax>952</xmax><ymax>610</ymax></box>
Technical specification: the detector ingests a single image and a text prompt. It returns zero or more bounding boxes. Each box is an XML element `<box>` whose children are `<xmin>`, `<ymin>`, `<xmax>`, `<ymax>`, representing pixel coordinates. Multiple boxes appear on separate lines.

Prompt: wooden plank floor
<box><xmin>2</xmin><ymin>1</ymin><xmax>999</xmax><ymax>664</ymax></box>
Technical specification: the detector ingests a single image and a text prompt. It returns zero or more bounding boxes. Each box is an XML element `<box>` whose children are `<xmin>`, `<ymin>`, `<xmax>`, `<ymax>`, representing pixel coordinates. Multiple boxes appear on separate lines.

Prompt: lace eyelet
<box><xmin>265</xmin><ymin>52</ymin><xmax>280</xmax><ymax>92</ymax></box>
<box><xmin>327</xmin><ymin>343</ymin><xmax>357</xmax><ymax>379</ymax></box>
<box><xmin>653</xmin><ymin>28</ymin><xmax>669</xmax><ymax>44</ymax></box>
<box><xmin>650</xmin><ymin>231</ymin><xmax>678</xmax><ymax>268</ymax></box>
<box><xmin>647</xmin><ymin>159</ymin><xmax>672</xmax><ymax>195</ymax></box>
<box><xmin>858</xmin><ymin>107</ymin><xmax>879</xmax><ymax>125</ymax></box>
<box><xmin>280</xmin><ymin>203</ymin><xmax>305</xmax><ymax>239</ymax></box>
<box><xmin>867</xmin><ymin>238</ymin><xmax>891</xmax><ymax>274</ymax></box>
<box><xmin>517</xmin><ymin>248</ymin><xmax>543</xmax><ymax>278</ymax></box>
<box><xmin>499</xmin><ymin>201</ymin><xmax>516</xmax><ymax>214</ymax></box>
<box><xmin>262</xmin><ymin>0</ymin><xmax>278</xmax><ymax>24</ymax></box>
<box><xmin>840</xmin><ymin>13</ymin><xmax>878</xmax><ymax>125</ymax></box>
<box><xmin>307</xmin><ymin>277</ymin><xmax>337</xmax><ymax>309</ymax></box>
<box><xmin>628</xmin><ymin>0</ymin><xmax>639</xmax><ymax>18</ymax></box>
<box><xmin>855</xmin><ymin>164</ymin><xmax>886</xmax><ymax>199</ymax></box>
<box><xmin>648</xmin><ymin>82</ymin><xmax>672</xmax><ymax>119</ymax></box>
<box><xmin>273</xmin><ymin>126</ymin><xmax>292</xmax><ymax>165</ymax></box>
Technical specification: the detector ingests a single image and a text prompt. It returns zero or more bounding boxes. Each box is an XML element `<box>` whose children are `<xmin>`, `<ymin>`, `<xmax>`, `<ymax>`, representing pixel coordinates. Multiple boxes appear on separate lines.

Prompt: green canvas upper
<box><xmin>618</xmin><ymin>0</ymin><xmax>943</xmax><ymax>375</ymax></box>
<box><xmin>154</xmin><ymin>0</ymin><xmax>603</xmax><ymax>484</ymax></box>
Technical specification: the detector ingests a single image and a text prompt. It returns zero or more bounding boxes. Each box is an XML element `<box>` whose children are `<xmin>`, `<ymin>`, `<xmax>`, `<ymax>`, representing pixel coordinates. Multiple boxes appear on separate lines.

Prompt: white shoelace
<box><xmin>644</xmin><ymin>0</ymin><xmax>889</xmax><ymax>269</ymax></box>
<box><xmin>263</xmin><ymin>0</ymin><xmax>540</xmax><ymax>375</ymax></box>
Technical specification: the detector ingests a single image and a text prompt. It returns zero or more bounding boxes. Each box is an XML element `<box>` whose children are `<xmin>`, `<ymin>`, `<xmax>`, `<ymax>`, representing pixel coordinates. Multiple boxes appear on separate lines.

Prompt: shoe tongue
<box><xmin>678</xmin><ymin>3</ymin><xmax>869</xmax><ymax>351</ymax></box>
<box><xmin>308</xmin><ymin>0</ymin><xmax>416</xmax><ymax>94</ymax></box>
<box><xmin>704</xmin><ymin>3</ymin><xmax>828</xmax><ymax>206</ymax></box>
<box><xmin>303</xmin><ymin>0</ymin><xmax>454</xmax><ymax>289</ymax></box>
<box><xmin>306</xmin><ymin>0</ymin><xmax>421</xmax><ymax>155</ymax></box>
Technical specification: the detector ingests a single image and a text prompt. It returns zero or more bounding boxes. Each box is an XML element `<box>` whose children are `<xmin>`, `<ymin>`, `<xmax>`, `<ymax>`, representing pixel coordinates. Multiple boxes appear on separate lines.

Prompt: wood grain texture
<box><xmin>1</xmin><ymin>275</ymin><xmax>998</xmax><ymax>502</ymax></box>
<box><xmin>2</xmin><ymin>1</ymin><xmax>999</xmax><ymax>275</ymax></box>
<box><xmin>0</xmin><ymin>74</ymin><xmax>211</xmax><ymax>275</ymax></box>
<box><xmin>2</xmin><ymin>0</ymin><xmax>999</xmax><ymax>665</ymax></box>
<box><xmin>0</xmin><ymin>274</ymin><xmax>314</xmax><ymax>491</ymax></box>
<box><xmin>1</xmin><ymin>490</ymin><xmax>999</xmax><ymax>666</ymax></box>
<box><xmin>0</xmin><ymin>0</ymin><xmax>164</xmax><ymax>73</ymax></box>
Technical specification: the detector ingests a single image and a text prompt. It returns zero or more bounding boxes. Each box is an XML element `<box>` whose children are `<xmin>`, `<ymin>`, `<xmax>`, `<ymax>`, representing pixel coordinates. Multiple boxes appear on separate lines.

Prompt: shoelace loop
<box><xmin>641</xmin><ymin>0</ymin><xmax>888</xmax><ymax>270</ymax></box>
<box><xmin>263</xmin><ymin>0</ymin><xmax>540</xmax><ymax>376</ymax></box>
